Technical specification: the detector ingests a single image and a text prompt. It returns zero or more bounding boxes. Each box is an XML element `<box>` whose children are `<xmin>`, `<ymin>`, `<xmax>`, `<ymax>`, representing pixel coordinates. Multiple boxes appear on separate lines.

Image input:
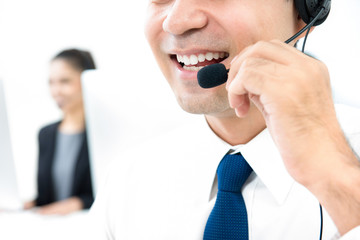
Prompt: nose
<box><xmin>162</xmin><ymin>0</ymin><xmax>208</xmax><ymax>36</ymax></box>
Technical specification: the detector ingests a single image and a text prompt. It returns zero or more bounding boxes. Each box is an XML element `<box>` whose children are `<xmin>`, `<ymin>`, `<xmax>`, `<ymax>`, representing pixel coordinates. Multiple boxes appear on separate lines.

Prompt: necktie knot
<box><xmin>217</xmin><ymin>153</ymin><xmax>252</xmax><ymax>193</ymax></box>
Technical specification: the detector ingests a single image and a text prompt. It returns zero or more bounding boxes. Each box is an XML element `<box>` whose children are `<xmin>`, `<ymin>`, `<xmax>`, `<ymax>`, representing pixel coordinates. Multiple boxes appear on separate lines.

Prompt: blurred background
<box><xmin>0</xmin><ymin>0</ymin><xmax>187</xmax><ymax>201</ymax></box>
<box><xmin>0</xmin><ymin>0</ymin><xmax>359</xmax><ymax>216</ymax></box>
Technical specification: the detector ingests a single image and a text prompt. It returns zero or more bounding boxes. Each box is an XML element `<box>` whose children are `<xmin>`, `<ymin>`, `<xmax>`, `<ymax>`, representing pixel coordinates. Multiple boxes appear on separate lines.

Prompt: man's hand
<box><xmin>226</xmin><ymin>39</ymin><xmax>360</xmax><ymax>235</ymax></box>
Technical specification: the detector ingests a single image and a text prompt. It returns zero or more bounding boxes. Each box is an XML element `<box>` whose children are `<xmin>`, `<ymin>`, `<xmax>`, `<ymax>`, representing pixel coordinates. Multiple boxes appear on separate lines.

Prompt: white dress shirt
<box><xmin>90</xmin><ymin>104</ymin><xmax>360</xmax><ymax>240</ymax></box>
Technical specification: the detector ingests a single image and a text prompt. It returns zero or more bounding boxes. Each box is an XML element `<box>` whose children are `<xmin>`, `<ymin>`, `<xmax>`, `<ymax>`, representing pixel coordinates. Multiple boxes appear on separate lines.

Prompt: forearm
<box><xmin>306</xmin><ymin>139</ymin><xmax>360</xmax><ymax>235</ymax></box>
<box><xmin>36</xmin><ymin>197</ymin><xmax>84</xmax><ymax>215</ymax></box>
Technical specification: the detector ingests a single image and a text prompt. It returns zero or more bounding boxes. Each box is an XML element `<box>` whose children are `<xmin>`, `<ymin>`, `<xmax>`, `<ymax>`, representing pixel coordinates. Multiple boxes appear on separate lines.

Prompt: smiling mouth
<box><xmin>171</xmin><ymin>51</ymin><xmax>229</xmax><ymax>71</ymax></box>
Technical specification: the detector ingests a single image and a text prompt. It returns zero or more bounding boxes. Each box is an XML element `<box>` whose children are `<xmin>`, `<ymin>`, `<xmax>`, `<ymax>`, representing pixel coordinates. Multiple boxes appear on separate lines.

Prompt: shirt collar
<box><xmin>203</xmin><ymin>117</ymin><xmax>295</xmax><ymax>205</ymax></box>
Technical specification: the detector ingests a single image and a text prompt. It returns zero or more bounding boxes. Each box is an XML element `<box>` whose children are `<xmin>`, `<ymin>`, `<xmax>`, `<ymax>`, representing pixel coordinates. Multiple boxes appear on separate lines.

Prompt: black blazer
<box><xmin>35</xmin><ymin>121</ymin><xmax>94</xmax><ymax>209</ymax></box>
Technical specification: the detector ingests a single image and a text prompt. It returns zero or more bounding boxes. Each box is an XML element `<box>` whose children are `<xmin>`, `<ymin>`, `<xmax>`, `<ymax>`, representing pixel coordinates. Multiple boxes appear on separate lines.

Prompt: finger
<box><xmin>229</xmin><ymin>93</ymin><xmax>247</xmax><ymax>109</ymax></box>
<box><xmin>227</xmin><ymin>41</ymin><xmax>288</xmax><ymax>93</ymax></box>
<box><xmin>228</xmin><ymin>58</ymin><xmax>292</xmax><ymax>117</ymax></box>
<box><xmin>229</xmin><ymin>40</ymin><xmax>305</xmax><ymax>82</ymax></box>
<box><xmin>248</xmin><ymin>94</ymin><xmax>268</xmax><ymax>119</ymax></box>
<box><xmin>234</xmin><ymin>96</ymin><xmax>250</xmax><ymax>117</ymax></box>
<box><xmin>229</xmin><ymin>57</ymin><xmax>290</xmax><ymax>97</ymax></box>
<box><xmin>228</xmin><ymin>58</ymin><xmax>270</xmax><ymax>116</ymax></box>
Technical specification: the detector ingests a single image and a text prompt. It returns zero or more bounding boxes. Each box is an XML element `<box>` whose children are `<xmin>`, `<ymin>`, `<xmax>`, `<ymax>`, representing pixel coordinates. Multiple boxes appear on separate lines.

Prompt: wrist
<box><xmin>306</xmin><ymin>152</ymin><xmax>360</xmax><ymax>235</ymax></box>
<box><xmin>299</xmin><ymin>121</ymin><xmax>355</xmax><ymax>188</ymax></box>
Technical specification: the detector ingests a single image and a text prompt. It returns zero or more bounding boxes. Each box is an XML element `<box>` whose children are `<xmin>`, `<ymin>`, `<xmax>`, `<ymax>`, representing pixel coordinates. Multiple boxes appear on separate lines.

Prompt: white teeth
<box><xmin>183</xmin><ymin>55</ymin><xmax>191</xmax><ymax>65</ymax></box>
<box><xmin>183</xmin><ymin>66</ymin><xmax>204</xmax><ymax>71</ymax></box>
<box><xmin>205</xmin><ymin>52</ymin><xmax>213</xmax><ymax>61</ymax></box>
<box><xmin>198</xmin><ymin>54</ymin><xmax>205</xmax><ymax>62</ymax></box>
<box><xmin>190</xmin><ymin>55</ymin><xmax>198</xmax><ymax>65</ymax></box>
<box><xmin>176</xmin><ymin>52</ymin><xmax>229</xmax><ymax>67</ymax></box>
<box><xmin>177</xmin><ymin>55</ymin><xmax>182</xmax><ymax>63</ymax></box>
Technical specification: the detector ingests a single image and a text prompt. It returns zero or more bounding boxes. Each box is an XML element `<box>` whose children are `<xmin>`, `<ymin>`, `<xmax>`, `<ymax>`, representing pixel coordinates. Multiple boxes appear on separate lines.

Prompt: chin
<box><xmin>172</xmin><ymin>82</ymin><xmax>229</xmax><ymax>114</ymax></box>
<box><xmin>176</xmin><ymin>93</ymin><xmax>230</xmax><ymax>115</ymax></box>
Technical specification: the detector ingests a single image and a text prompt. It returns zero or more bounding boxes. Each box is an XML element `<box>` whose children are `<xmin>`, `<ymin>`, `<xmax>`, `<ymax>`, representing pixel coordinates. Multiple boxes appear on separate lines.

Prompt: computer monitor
<box><xmin>0</xmin><ymin>78</ymin><xmax>22</xmax><ymax>210</ymax></box>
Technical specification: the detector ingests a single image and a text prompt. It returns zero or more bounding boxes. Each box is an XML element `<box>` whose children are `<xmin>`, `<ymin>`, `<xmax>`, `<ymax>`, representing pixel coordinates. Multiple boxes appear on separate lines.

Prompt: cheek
<box><xmin>49</xmin><ymin>86</ymin><xmax>56</xmax><ymax>96</ymax></box>
<box><xmin>145</xmin><ymin>7</ymin><xmax>173</xmax><ymax>80</ymax></box>
<box><xmin>69</xmin><ymin>84</ymin><xmax>83</xmax><ymax>98</ymax></box>
<box><xmin>144</xmin><ymin>4</ymin><xmax>169</xmax><ymax>55</ymax></box>
<box><xmin>144</xmin><ymin>7</ymin><xmax>160</xmax><ymax>48</ymax></box>
<box><xmin>60</xmin><ymin>82</ymin><xmax>81</xmax><ymax>99</ymax></box>
<box><xmin>224</xmin><ymin>4</ymin><xmax>283</xmax><ymax>49</ymax></box>
<box><xmin>229</xmin><ymin>12</ymin><xmax>264</xmax><ymax>49</ymax></box>
<box><xmin>235</xmin><ymin>4</ymin><xmax>291</xmax><ymax>42</ymax></box>
<box><xmin>49</xmin><ymin>85</ymin><xmax>63</xmax><ymax>97</ymax></box>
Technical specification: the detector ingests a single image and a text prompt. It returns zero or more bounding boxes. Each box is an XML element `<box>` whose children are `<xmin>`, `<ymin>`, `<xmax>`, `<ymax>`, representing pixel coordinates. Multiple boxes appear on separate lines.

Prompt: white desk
<box><xmin>0</xmin><ymin>210</ymin><xmax>92</xmax><ymax>240</ymax></box>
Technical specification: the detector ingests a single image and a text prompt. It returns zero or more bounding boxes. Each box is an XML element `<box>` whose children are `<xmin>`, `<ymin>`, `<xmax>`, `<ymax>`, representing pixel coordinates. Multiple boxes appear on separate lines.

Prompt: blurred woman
<box><xmin>24</xmin><ymin>49</ymin><xmax>95</xmax><ymax>215</ymax></box>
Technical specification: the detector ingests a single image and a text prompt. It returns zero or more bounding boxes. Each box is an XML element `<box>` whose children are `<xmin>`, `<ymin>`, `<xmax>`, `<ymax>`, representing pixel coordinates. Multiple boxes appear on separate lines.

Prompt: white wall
<box><xmin>0</xmin><ymin>0</ymin><xmax>359</xmax><ymax>201</ymax></box>
<box><xmin>300</xmin><ymin>0</ymin><xmax>360</xmax><ymax>108</ymax></box>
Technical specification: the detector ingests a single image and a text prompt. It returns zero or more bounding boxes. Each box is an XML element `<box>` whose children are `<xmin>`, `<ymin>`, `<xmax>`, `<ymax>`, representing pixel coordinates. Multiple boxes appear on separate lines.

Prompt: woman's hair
<box><xmin>53</xmin><ymin>48</ymin><xmax>96</xmax><ymax>72</ymax></box>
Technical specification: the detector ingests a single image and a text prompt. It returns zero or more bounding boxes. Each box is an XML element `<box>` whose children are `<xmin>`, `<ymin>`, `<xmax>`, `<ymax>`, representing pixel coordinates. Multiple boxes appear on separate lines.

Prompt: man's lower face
<box><xmin>172</xmin><ymin>84</ymin><xmax>230</xmax><ymax>115</ymax></box>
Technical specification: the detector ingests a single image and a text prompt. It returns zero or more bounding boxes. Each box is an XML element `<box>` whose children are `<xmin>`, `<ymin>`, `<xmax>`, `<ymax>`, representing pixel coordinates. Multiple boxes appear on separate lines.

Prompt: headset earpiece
<box><xmin>295</xmin><ymin>0</ymin><xmax>331</xmax><ymax>26</ymax></box>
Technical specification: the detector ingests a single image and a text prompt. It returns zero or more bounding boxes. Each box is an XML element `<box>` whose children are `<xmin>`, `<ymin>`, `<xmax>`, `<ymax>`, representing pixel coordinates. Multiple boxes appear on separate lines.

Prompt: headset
<box><xmin>288</xmin><ymin>0</ymin><xmax>332</xmax><ymax>51</ymax></box>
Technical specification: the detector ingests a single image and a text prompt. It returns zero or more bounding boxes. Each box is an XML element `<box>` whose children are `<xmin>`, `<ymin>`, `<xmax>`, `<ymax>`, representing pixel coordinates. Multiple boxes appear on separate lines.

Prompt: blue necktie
<box><xmin>203</xmin><ymin>153</ymin><xmax>253</xmax><ymax>240</ymax></box>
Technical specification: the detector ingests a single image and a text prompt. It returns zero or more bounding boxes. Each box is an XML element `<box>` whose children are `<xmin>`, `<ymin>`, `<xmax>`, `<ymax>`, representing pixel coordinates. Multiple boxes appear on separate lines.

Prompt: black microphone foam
<box><xmin>197</xmin><ymin>63</ymin><xmax>229</xmax><ymax>89</ymax></box>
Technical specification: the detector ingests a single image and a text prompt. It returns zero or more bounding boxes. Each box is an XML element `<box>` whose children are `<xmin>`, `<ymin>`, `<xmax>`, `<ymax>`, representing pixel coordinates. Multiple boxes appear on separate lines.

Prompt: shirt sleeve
<box><xmin>88</xmin><ymin>192</ymin><xmax>114</xmax><ymax>240</ymax></box>
<box><xmin>339</xmin><ymin>226</ymin><xmax>360</xmax><ymax>240</ymax></box>
<box><xmin>88</xmin><ymin>163</ymin><xmax>116</xmax><ymax>240</ymax></box>
<box><xmin>88</xmin><ymin>157</ymin><xmax>133</xmax><ymax>240</ymax></box>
